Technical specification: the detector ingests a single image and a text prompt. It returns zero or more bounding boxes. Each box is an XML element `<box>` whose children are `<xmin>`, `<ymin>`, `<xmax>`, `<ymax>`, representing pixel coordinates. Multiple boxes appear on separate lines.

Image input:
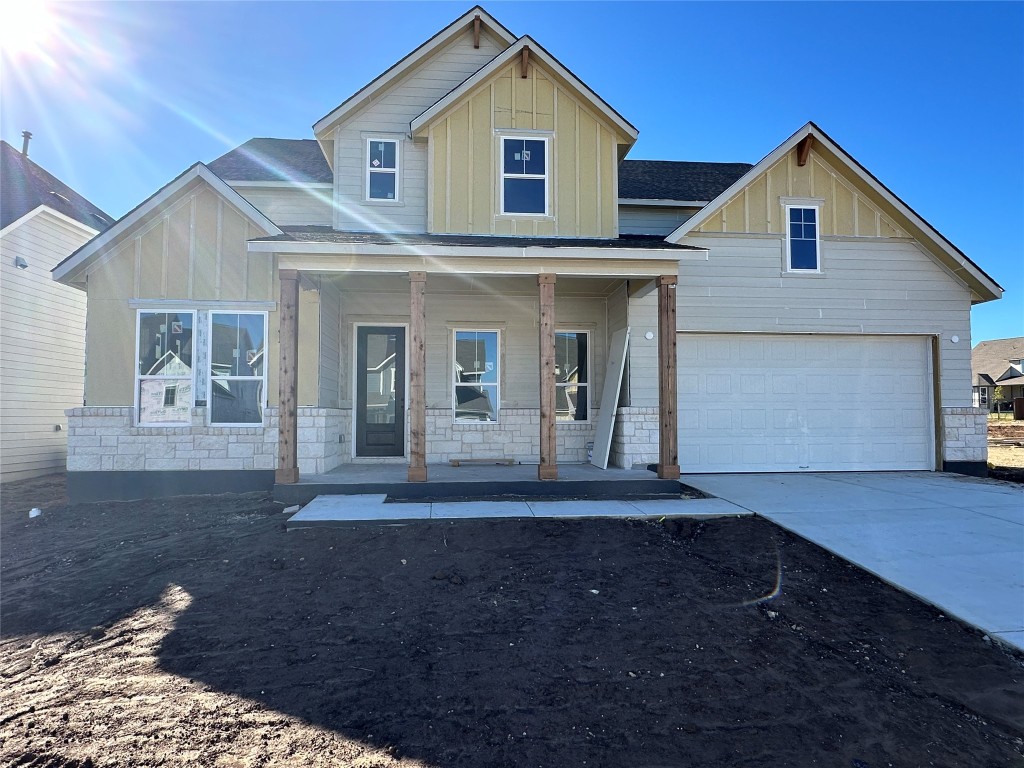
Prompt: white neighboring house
<box><xmin>0</xmin><ymin>137</ymin><xmax>112</xmax><ymax>482</ymax></box>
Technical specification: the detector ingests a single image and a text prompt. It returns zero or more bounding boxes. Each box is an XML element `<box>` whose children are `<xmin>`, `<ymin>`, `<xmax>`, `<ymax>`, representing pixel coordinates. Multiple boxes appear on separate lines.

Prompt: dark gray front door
<box><xmin>356</xmin><ymin>326</ymin><xmax>405</xmax><ymax>457</ymax></box>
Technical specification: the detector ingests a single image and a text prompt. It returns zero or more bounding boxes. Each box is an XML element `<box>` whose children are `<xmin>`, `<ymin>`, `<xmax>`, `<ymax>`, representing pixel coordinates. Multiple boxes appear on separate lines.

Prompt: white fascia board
<box><xmin>665</xmin><ymin>122</ymin><xmax>1002</xmax><ymax>301</ymax></box>
<box><xmin>313</xmin><ymin>6</ymin><xmax>517</xmax><ymax>138</ymax></box>
<box><xmin>248</xmin><ymin>240</ymin><xmax>706</xmax><ymax>262</ymax></box>
<box><xmin>410</xmin><ymin>36</ymin><xmax>639</xmax><ymax>143</ymax></box>
<box><xmin>665</xmin><ymin>123</ymin><xmax>813</xmax><ymax>242</ymax></box>
<box><xmin>618</xmin><ymin>198</ymin><xmax>708</xmax><ymax>208</ymax></box>
<box><xmin>52</xmin><ymin>163</ymin><xmax>283</xmax><ymax>286</ymax></box>
<box><xmin>225</xmin><ymin>180</ymin><xmax>332</xmax><ymax>189</ymax></box>
<box><xmin>0</xmin><ymin>205</ymin><xmax>100</xmax><ymax>239</ymax></box>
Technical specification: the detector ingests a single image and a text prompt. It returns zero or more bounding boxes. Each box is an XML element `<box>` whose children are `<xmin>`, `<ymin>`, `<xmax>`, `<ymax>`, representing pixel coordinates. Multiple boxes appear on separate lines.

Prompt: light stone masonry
<box><xmin>940</xmin><ymin>406</ymin><xmax>988</xmax><ymax>464</ymax></box>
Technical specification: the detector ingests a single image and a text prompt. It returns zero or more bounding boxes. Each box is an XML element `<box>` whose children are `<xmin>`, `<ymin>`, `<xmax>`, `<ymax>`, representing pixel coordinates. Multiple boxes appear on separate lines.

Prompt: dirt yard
<box><xmin>2</xmin><ymin>474</ymin><xmax>1022</xmax><ymax>768</ymax></box>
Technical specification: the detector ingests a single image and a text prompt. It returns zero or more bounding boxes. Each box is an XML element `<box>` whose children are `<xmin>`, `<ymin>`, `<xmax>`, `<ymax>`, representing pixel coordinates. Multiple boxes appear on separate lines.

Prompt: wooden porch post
<box><xmin>276</xmin><ymin>269</ymin><xmax>300</xmax><ymax>484</ymax></box>
<box><xmin>538</xmin><ymin>273</ymin><xmax>558</xmax><ymax>480</ymax></box>
<box><xmin>408</xmin><ymin>271</ymin><xmax>427</xmax><ymax>482</ymax></box>
<box><xmin>657</xmin><ymin>275</ymin><xmax>680</xmax><ymax>480</ymax></box>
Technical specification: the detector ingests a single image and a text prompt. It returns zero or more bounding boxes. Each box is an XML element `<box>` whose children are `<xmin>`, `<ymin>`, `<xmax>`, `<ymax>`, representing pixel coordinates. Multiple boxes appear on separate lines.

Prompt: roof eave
<box><xmin>312</xmin><ymin>6</ymin><xmax>517</xmax><ymax>140</ymax></box>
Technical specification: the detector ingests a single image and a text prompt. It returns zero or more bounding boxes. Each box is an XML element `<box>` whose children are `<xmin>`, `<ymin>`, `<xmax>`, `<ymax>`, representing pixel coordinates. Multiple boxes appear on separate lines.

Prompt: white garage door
<box><xmin>678</xmin><ymin>334</ymin><xmax>935</xmax><ymax>473</ymax></box>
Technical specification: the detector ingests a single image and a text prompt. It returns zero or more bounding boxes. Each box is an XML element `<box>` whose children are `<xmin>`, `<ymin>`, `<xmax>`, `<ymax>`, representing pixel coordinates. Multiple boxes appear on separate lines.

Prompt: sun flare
<box><xmin>0</xmin><ymin>1</ymin><xmax>58</xmax><ymax>59</ymax></box>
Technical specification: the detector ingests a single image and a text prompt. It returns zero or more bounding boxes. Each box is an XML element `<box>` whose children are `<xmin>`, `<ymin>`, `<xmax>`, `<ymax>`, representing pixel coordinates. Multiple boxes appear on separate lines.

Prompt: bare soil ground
<box><xmin>2</xmin><ymin>474</ymin><xmax>1023</xmax><ymax>768</ymax></box>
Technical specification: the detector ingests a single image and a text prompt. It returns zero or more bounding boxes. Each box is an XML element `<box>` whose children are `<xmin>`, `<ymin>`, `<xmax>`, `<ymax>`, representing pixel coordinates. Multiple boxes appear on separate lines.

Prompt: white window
<box><xmin>786</xmin><ymin>204</ymin><xmax>820</xmax><ymax>271</ymax></box>
<box><xmin>453</xmin><ymin>330</ymin><xmax>499</xmax><ymax>422</ymax></box>
<box><xmin>136</xmin><ymin>310</ymin><xmax>195</xmax><ymax>426</ymax></box>
<box><xmin>366</xmin><ymin>139</ymin><xmax>399</xmax><ymax>201</ymax></box>
<box><xmin>978</xmin><ymin>387</ymin><xmax>989</xmax><ymax>407</ymax></box>
<box><xmin>501</xmin><ymin>136</ymin><xmax>548</xmax><ymax>215</ymax></box>
<box><xmin>209</xmin><ymin>312</ymin><xmax>267</xmax><ymax>425</ymax></box>
<box><xmin>555</xmin><ymin>331</ymin><xmax>589</xmax><ymax>422</ymax></box>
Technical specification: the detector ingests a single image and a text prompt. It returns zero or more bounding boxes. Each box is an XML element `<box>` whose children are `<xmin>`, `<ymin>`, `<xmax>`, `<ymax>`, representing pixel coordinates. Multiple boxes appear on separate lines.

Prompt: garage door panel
<box><xmin>679</xmin><ymin>334</ymin><xmax>934</xmax><ymax>473</ymax></box>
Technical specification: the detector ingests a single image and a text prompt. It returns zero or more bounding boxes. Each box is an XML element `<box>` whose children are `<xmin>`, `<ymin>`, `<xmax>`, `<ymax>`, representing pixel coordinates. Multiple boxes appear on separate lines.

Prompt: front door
<box><xmin>356</xmin><ymin>326</ymin><xmax>405</xmax><ymax>457</ymax></box>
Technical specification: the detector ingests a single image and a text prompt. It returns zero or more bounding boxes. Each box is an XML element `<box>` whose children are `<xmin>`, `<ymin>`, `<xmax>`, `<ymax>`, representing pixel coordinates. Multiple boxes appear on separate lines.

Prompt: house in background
<box><xmin>1</xmin><ymin>136</ymin><xmax>112</xmax><ymax>482</ymax></box>
<box><xmin>972</xmin><ymin>337</ymin><xmax>1024</xmax><ymax>410</ymax></box>
<box><xmin>51</xmin><ymin>6</ymin><xmax>1002</xmax><ymax>501</ymax></box>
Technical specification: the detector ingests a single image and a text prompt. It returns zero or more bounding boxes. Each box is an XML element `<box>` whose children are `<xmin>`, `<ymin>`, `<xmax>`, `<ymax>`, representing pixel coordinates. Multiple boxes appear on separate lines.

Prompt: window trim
<box><xmin>452</xmin><ymin>328</ymin><xmax>501</xmax><ymax>424</ymax></box>
<box><xmin>207</xmin><ymin>310</ymin><xmax>269</xmax><ymax>427</ymax></box>
<box><xmin>364</xmin><ymin>137</ymin><xmax>400</xmax><ymax>203</ymax></box>
<box><xmin>784</xmin><ymin>202</ymin><xmax>822</xmax><ymax>273</ymax></box>
<box><xmin>135</xmin><ymin>309</ymin><xmax>196</xmax><ymax>427</ymax></box>
<box><xmin>499</xmin><ymin>135</ymin><xmax>550</xmax><ymax>217</ymax></box>
<box><xmin>555</xmin><ymin>329</ymin><xmax>590</xmax><ymax>423</ymax></box>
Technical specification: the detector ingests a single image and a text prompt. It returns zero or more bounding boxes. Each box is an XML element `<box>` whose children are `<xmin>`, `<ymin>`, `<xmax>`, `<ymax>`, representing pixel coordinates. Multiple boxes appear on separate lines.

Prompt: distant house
<box><xmin>972</xmin><ymin>337</ymin><xmax>1024</xmax><ymax>410</ymax></box>
<box><xmin>50</xmin><ymin>6</ymin><xmax>1004</xmax><ymax>501</ymax></box>
<box><xmin>0</xmin><ymin>136</ymin><xmax>112</xmax><ymax>481</ymax></box>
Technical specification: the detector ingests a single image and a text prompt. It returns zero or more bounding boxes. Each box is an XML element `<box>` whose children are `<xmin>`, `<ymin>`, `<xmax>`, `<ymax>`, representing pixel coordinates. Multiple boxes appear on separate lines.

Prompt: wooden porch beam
<box><xmin>276</xmin><ymin>269</ymin><xmax>300</xmax><ymax>484</ymax></box>
<box><xmin>521</xmin><ymin>46</ymin><xmax>530</xmax><ymax>78</ymax></box>
<box><xmin>657</xmin><ymin>275</ymin><xmax>680</xmax><ymax>480</ymax></box>
<box><xmin>796</xmin><ymin>135</ymin><xmax>814</xmax><ymax>167</ymax></box>
<box><xmin>408</xmin><ymin>272</ymin><xmax>427</xmax><ymax>482</ymax></box>
<box><xmin>538</xmin><ymin>273</ymin><xmax>558</xmax><ymax>480</ymax></box>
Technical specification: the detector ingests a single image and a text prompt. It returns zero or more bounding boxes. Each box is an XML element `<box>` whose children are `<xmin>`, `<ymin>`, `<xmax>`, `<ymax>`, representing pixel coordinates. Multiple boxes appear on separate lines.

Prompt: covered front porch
<box><xmin>253</xmin><ymin>233</ymin><xmax>705</xmax><ymax>490</ymax></box>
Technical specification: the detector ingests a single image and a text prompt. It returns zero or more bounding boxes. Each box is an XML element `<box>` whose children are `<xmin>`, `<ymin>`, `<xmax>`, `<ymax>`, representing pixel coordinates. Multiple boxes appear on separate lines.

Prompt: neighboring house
<box><xmin>1</xmin><ymin>137</ymin><xmax>112</xmax><ymax>482</ymax></box>
<box><xmin>52</xmin><ymin>6</ymin><xmax>1002</xmax><ymax>501</ymax></box>
<box><xmin>971</xmin><ymin>337</ymin><xmax>1024</xmax><ymax>410</ymax></box>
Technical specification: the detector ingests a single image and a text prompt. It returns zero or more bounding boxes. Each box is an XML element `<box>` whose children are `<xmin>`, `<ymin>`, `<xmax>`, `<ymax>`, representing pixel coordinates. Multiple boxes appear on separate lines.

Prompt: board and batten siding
<box><xmin>677</xmin><ymin>236</ymin><xmax>974</xmax><ymax>406</ymax></box>
<box><xmin>230</xmin><ymin>185</ymin><xmax>333</xmax><ymax>227</ymax></box>
<box><xmin>618</xmin><ymin>205</ymin><xmax>698</xmax><ymax>236</ymax></box>
<box><xmin>1</xmin><ymin>210</ymin><xmax>94</xmax><ymax>481</ymax></box>
<box><xmin>426</xmin><ymin>60</ymin><xmax>619</xmax><ymax>238</ymax></box>
<box><xmin>332</xmin><ymin>28</ymin><xmax>508</xmax><ymax>234</ymax></box>
<box><xmin>83</xmin><ymin>184</ymin><xmax>279</xmax><ymax>406</ymax></box>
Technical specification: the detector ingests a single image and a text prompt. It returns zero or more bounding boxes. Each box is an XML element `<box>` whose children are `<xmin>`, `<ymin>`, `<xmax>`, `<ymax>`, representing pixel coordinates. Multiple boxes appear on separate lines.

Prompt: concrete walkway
<box><xmin>682</xmin><ymin>472</ymin><xmax>1024</xmax><ymax>652</ymax></box>
<box><xmin>287</xmin><ymin>494</ymin><xmax>748</xmax><ymax>526</ymax></box>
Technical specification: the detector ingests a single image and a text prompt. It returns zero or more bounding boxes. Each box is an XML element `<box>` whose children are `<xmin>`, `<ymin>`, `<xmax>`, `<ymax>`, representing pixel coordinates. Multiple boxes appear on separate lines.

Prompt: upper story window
<box><xmin>786</xmin><ymin>205</ymin><xmax>820</xmax><ymax>271</ymax></box>
<box><xmin>501</xmin><ymin>137</ymin><xmax>548</xmax><ymax>215</ymax></box>
<box><xmin>555</xmin><ymin>331</ymin><xmax>589</xmax><ymax>422</ymax></box>
<box><xmin>366</xmin><ymin>139</ymin><xmax>399</xmax><ymax>201</ymax></box>
<box><xmin>136</xmin><ymin>310</ymin><xmax>194</xmax><ymax>426</ymax></box>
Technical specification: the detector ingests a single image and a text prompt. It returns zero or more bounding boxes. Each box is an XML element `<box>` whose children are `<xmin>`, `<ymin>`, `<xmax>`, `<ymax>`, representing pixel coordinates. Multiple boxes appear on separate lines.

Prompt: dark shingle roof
<box><xmin>255</xmin><ymin>227</ymin><xmax>700</xmax><ymax>250</ymax></box>
<box><xmin>207</xmin><ymin>138</ymin><xmax>332</xmax><ymax>183</ymax></box>
<box><xmin>207</xmin><ymin>138</ymin><xmax>752</xmax><ymax>202</ymax></box>
<box><xmin>0</xmin><ymin>140</ymin><xmax>112</xmax><ymax>231</ymax></box>
<box><xmin>618</xmin><ymin>159</ymin><xmax>753</xmax><ymax>202</ymax></box>
<box><xmin>972</xmin><ymin>337</ymin><xmax>1024</xmax><ymax>383</ymax></box>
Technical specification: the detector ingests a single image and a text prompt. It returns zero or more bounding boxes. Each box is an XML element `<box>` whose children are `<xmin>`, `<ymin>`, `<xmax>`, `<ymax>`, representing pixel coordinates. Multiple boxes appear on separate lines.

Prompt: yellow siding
<box><xmin>426</xmin><ymin>58</ymin><xmax>623</xmax><ymax>237</ymax></box>
<box><xmin>81</xmin><ymin>181</ymin><xmax>278</xmax><ymax>406</ymax></box>
<box><xmin>696</xmin><ymin>148</ymin><xmax>910</xmax><ymax>239</ymax></box>
<box><xmin>297</xmin><ymin>288</ymin><xmax>319</xmax><ymax>407</ymax></box>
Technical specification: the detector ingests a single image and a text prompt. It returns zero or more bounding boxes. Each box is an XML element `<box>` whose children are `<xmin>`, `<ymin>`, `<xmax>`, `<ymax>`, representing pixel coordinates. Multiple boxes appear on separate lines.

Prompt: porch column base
<box><xmin>538</xmin><ymin>465</ymin><xmax>558</xmax><ymax>481</ymax></box>
<box><xmin>275</xmin><ymin>467</ymin><xmax>299</xmax><ymax>484</ymax></box>
<box><xmin>407</xmin><ymin>466</ymin><xmax>428</xmax><ymax>482</ymax></box>
<box><xmin>657</xmin><ymin>464</ymin><xmax>680</xmax><ymax>480</ymax></box>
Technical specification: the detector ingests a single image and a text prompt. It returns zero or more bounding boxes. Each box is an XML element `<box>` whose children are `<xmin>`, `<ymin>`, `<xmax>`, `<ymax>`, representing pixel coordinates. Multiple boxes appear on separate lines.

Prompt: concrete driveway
<box><xmin>682</xmin><ymin>472</ymin><xmax>1024</xmax><ymax>651</ymax></box>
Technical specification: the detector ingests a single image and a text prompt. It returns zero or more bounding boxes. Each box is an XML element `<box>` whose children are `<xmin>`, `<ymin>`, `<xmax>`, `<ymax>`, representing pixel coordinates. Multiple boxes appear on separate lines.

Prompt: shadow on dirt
<box><xmin>2</xmin><ymin>490</ymin><xmax>1022</xmax><ymax>766</ymax></box>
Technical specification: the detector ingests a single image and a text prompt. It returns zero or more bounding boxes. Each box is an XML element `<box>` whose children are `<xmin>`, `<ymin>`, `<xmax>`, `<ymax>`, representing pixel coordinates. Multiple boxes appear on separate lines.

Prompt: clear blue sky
<box><xmin>3</xmin><ymin>1</ymin><xmax>1021</xmax><ymax>342</ymax></box>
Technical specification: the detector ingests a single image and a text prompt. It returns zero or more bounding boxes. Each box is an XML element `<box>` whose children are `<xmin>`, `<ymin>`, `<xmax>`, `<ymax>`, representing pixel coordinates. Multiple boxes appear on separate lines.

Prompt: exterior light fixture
<box><xmin>14</xmin><ymin>256</ymin><xmax>28</xmax><ymax>270</ymax></box>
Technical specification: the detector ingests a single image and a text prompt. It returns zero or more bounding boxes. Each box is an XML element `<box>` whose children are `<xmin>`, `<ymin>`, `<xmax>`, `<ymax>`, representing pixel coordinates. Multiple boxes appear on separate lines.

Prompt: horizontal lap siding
<box><xmin>1</xmin><ymin>211</ymin><xmax>93</xmax><ymax>480</ymax></box>
<box><xmin>232</xmin><ymin>187</ymin><xmax>332</xmax><ymax>227</ymax></box>
<box><xmin>679</xmin><ymin>236</ymin><xmax>973</xmax><ymax>406</ymax></box>
<box><xmin>333</xmin><ymin>29</ymin><xmax>506</xmax><ymax>234</ymax></box>
<box><xmin>618</xmin><ymin>206</ymin><xmax>697</xmax><ymax>236</ymax></box>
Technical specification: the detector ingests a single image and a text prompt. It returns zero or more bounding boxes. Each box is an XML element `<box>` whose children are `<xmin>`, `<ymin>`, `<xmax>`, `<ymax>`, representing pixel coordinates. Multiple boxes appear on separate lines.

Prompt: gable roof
<box><xmin>666</xmin><ymin>122</ymin><xmax>1003</xmax><ymax>303</ymax></box>
<box><xmin>410</xmin><ymin>35</ymin><xmax>638</xmax><ymax>148</ymax></box>
<box><xmin>972</xmin><ymin>337</ymin><xmax>1024</xmax><ymax>383</ymax></box>
<box><xmin>207</xmin><ymin>138</ymin><xmax>331</xmax><ymax>184</ymax></box>
<box><xmin>618</xmin><ymin>160</ymin><xmax>753</xmax><ymax>204</ymax></box>
<box><xmin>1</xmin><ymin>140</ymin><xmax>112</xmax><ymax>233</ymax></box>
<box><xmin>313</xmin><ymin>6</ymin><xmax>516</xmax><ymax>141</ymax></box>
<box><xmin>52</xmin><ymin>163</ymin><xmax>282</xmax><ymax>287</ymax></box>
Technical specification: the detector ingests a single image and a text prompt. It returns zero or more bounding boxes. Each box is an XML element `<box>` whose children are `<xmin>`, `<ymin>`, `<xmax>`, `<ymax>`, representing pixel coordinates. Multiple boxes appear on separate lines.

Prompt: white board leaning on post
<box><xmin>591</xmin><ymin>327</ymin><xmax>630</xmax><ymax>469</ymax></box>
